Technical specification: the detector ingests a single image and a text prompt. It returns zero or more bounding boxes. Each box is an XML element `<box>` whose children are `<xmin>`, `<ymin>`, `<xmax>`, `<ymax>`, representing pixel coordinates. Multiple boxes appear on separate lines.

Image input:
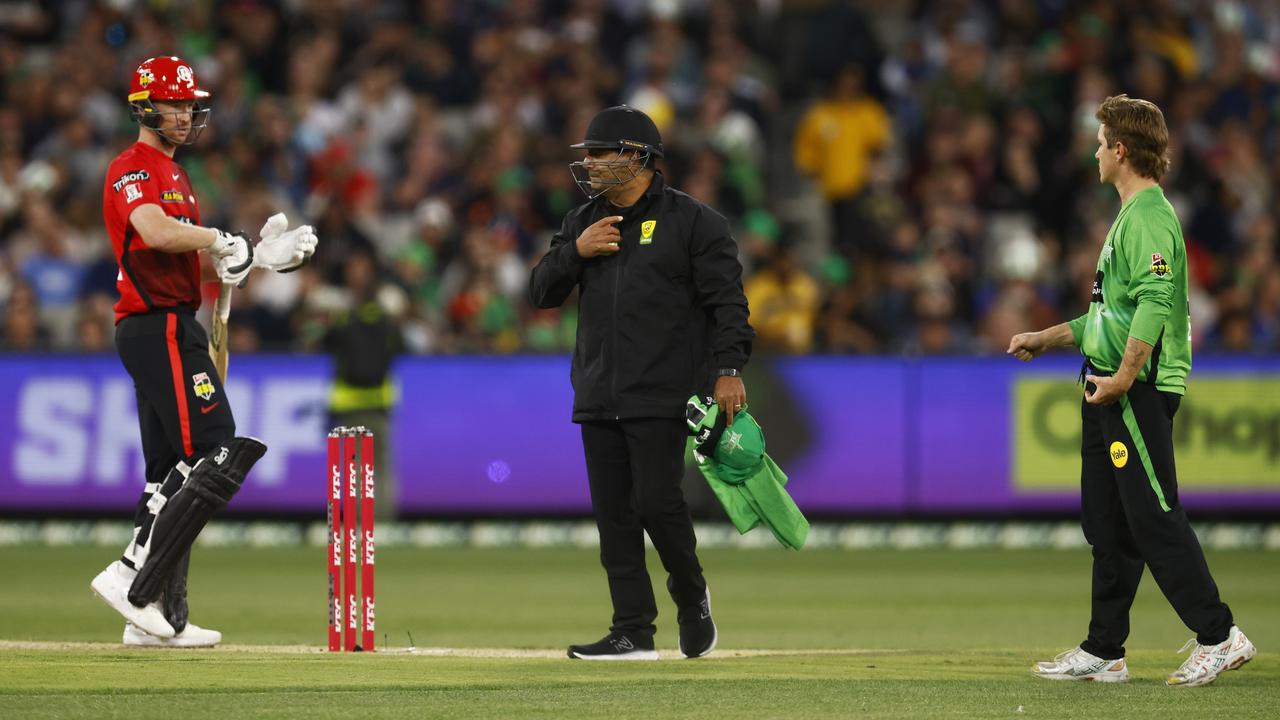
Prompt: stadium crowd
<box><xmin>0</xmin><ymin>0</ymin><xmax>1277</xmax><ymax>356</ymax></box>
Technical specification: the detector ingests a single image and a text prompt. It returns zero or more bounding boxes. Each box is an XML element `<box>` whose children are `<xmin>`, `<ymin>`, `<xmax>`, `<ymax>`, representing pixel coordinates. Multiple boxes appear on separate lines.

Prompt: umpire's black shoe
<box><xmin>567</xmin><ymin>632</ymin><xmax>658</xmax><ymax>661</ymax></box>
<box><xmin>678</xmin><ymin>589</ymin><xmax>717</xmax><ymax>658</ymax></box>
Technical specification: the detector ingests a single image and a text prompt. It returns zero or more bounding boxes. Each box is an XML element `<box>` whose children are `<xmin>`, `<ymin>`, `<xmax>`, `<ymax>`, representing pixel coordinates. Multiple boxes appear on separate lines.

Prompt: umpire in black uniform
<box><xmin>530</xmin><ymin>106</ymin><xmax>754</xmax><ymax>660</ymax></box>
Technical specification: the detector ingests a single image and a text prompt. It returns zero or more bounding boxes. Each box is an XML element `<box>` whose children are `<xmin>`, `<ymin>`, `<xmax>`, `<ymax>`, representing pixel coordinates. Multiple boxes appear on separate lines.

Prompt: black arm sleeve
<box><xmin>529</xmin><ymin>215</ymin><xmax>585</xmax><ymax>309</ymax></box>
<box><xmin>691</xmin><ymin>207</ymin><xmax>754</xmax><ymax>370</ymax></box>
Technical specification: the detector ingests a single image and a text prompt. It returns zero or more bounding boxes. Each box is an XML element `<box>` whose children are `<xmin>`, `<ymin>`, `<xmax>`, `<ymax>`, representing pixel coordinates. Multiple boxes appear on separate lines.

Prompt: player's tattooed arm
<box><xmin>1085</xmin><ymin>336</ymin><xmax>1153</xmax><ymax>405</ymax></box>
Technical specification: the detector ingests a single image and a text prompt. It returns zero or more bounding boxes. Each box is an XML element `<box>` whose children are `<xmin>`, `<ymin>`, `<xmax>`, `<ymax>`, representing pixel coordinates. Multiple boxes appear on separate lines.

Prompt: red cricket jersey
<box><xmin>102</xmin><ymin>141</ymin><xmax>203</xmax><ymax>322</ymax></box>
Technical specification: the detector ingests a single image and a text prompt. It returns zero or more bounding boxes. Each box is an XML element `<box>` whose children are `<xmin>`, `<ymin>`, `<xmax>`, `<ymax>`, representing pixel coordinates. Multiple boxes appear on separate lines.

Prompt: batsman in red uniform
<box><xmin>90</xmin><ymin>56</ymin><xmax>317</xmax><ymax>646</ymax></box>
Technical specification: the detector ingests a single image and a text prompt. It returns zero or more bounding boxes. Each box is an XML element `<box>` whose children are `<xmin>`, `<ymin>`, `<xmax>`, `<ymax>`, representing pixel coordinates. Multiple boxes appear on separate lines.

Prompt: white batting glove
<box><xmin>258</xmin><ymin>212</ymin><xmax>289</xmax><ymax>242</ymax></box>
<box><xmin>207</xmin><ymin>228</ymin><xmax>245</xmax><ymax>259</ymax></box>
<box><xmin>213</xmin><ymin>230</ymin><xmax>254</xmax><ymax>285</ymax></box>
<box><xmin>254</xmin><ymin>212</ymin><xmax>318</xmax><ymax>273</ymax></box>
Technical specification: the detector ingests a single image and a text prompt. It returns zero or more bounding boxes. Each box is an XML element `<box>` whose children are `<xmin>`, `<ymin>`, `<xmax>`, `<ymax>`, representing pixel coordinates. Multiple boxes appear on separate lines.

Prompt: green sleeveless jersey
<box><xmin>1067</xmin><ymin>185</ymin><xmax>1191</xmax><ymax>394</ymax></box>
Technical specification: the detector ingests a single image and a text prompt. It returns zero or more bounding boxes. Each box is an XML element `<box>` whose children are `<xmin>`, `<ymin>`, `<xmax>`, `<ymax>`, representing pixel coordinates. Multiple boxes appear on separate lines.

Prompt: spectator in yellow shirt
<box><xmin>744</xmin><ymin>242</ymin><xmax>820</xmax><ymax>353</ymax></box>
<box><xmin>794</xmin><ymin>64</ymin><xmax>891</xmax><ymax>261</ymax></box>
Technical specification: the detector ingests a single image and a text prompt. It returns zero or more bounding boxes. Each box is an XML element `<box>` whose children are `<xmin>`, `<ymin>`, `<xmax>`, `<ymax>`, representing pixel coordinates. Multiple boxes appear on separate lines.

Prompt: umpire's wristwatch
<box><xmin>717</xmin><ymin>368</ymin><xmax>741</xmax><ymax>378</ymax></box>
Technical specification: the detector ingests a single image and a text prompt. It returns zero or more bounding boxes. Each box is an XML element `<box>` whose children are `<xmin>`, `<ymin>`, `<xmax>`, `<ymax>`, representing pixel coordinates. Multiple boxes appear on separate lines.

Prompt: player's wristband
<box><xmin>717</xmin><ymin>368</ymin><xmax>741</xmax><ymax>378</ymax></box>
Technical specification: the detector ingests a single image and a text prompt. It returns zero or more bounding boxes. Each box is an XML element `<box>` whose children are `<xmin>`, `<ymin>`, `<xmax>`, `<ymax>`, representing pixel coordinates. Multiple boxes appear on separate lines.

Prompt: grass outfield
<box><xmin>1</xmin><ymin>545</ymin><xmax>1276</xmax><ymax>718</ymax></box>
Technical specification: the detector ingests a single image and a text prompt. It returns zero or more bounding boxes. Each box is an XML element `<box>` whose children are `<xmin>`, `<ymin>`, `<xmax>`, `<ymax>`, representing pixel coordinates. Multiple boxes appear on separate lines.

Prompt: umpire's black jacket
<box><xmin>530</xmin><ymin>172</ymin><xmax>754</xmax><ymax>423</ymax></box>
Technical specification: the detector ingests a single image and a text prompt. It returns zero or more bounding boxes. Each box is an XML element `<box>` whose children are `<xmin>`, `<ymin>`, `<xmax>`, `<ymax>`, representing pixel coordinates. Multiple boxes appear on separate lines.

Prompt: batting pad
<box><xmin>128</xmin><ymin>437</ymin><xmax>267</xmax><ymax>606</ymax></box>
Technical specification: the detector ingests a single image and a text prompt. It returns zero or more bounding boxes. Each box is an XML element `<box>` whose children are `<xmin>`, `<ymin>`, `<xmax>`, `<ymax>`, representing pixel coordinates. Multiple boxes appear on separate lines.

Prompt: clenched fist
<box><xmin>714</xmin><ymin>375</ymin><xmax>747</xmax><ymax>426</ymax></box>
<box><xmin>1007</xmin><ymin>331</ymin><xmax>1047</xmax><ymax>361</ymax></box>
<box><xmin>576</xmin><ymin>215</ymin><xmax>624</xmax><ymax>258</ymax></box>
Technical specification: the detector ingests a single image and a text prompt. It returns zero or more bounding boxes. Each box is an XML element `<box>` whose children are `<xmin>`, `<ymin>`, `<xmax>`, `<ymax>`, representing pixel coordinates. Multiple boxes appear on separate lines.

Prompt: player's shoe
<box><xmin>1032</xmin><ymin>646</ymin><xmax>1129</xmax><ymax>682</ymax></box>
<box><xmin>1166</xmin><ymin>625</ymin><xmax>1256</xmax><ymax>688</ymax></box>
<box><xmin>567</xmin><ymin>633</ymin><xmax>659</xmax><ymax>660</ymax></box>
<box><xmin>90</xmin><ymin>560</ymin><xmax>175</xmax><ymax>638</ymax></box>
<box><xmin>124</xmin><ymin>621</ymin><xmax>222</xmax><ymax>648</ymax></box>
<box><xmin>678</xmin><ymin>589</ymin><xmax>717</xmax><ymax>658</ymax></box>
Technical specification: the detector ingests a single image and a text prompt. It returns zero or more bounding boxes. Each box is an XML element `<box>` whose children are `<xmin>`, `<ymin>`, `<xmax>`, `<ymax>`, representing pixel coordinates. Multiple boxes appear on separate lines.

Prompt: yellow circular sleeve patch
<box><xmin>1110</xmin><ymin>441</ymin><xmax>1129</xmax><ymax>468</ymax></box>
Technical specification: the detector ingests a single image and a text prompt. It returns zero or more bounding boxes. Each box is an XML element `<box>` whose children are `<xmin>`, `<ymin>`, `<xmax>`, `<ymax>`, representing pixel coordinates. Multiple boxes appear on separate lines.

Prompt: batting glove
<box><xmin>213</xmin><ymin>230</ymin><xmax>254</xmax><ymax>285</ymax></box>
<box><xmin>254</xmin><ymin>212</ymin><xmax>318</xmax><ymax>273</ymax></box>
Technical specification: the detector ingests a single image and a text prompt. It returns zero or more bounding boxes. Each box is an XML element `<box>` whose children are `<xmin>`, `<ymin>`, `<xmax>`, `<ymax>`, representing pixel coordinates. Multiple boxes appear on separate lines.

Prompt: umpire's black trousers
<box><xmin>1079</xmin><ymin>380</ymin><xmax>1233</xmax><ymax>660</ymax></box>
<box><xmin>581</xmin><ymin>418</ymin><xmax>706</xmax><ymax>639</ymax></box>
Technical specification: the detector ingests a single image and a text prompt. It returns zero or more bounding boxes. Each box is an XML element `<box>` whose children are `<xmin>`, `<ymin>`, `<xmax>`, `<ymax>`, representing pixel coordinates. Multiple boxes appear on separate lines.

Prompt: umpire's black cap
<box><xmin>571</xmin><ymin>105</ymin><xmax>664</xmax><ymax>158</ymax></box>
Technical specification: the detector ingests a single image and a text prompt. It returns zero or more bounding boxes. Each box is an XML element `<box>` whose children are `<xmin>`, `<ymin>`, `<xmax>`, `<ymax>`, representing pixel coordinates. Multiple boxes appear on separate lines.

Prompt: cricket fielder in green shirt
<box><xmin>1009</xmin><ymin>95</ymin><xmax>1255</xmax><ymax>688</ymax></box>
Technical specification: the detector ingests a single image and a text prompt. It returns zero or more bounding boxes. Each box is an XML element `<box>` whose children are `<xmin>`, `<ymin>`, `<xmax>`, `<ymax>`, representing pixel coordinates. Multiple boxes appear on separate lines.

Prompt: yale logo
<box><xmin>640</xmin><ymin>220</ymin><xmax>656</xmax><ymax>245</ymax></box>
<box><xmin>1110</xmin><ymin>441</ymin><xmax>1129</xmax><ymax>468</ymax></box>
<box><xmin>161</xmin><ymin>189</ymin><xmax>185</xmax><ymax>203</ymax></box>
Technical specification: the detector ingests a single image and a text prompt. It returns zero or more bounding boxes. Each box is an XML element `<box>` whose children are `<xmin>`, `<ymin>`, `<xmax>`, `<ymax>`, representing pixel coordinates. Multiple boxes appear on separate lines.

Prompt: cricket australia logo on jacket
<box><xmin>640</xmin><ymin>220</ymin><xmax>657</xmax><ymax>245</ymax></box>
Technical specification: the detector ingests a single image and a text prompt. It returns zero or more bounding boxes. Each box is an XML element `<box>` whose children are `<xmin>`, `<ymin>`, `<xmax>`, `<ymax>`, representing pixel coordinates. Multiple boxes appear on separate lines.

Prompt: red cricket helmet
<box><xmin>128</xmin><ymin>56</ymin><xmax>212</xmax><ymax>145</ymax></box>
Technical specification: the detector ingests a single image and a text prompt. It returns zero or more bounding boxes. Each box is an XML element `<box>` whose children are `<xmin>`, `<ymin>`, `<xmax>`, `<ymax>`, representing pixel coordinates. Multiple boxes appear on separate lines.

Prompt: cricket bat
<box><xmin>208</xmin><ymin>282</ymin><xmax>233</xmax><ymax>381</ymax></box>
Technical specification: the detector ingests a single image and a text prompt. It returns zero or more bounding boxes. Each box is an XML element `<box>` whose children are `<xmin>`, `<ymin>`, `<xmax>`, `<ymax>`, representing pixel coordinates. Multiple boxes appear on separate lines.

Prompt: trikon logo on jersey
<box><xmin>111</xmin><ymin>170</ymin><xmax>149</xmax><ymax>192</ymax></box>
<box><xmin>160</xmin><ymin>189</ymin><xmax>185</xmax><ymax>203</ymax></box>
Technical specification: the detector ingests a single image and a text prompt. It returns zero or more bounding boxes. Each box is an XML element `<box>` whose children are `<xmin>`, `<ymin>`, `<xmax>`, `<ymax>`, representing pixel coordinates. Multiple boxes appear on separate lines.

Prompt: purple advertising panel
<box><xmin>396</xmin><ymin>356</ymin><xmax>910</xmax><ymax>514</ymax></box>
<box><xmin>401</xmin><ymin>356</ymin><xmax>589</xmax><ymax>513</ymax></box>
<box><xmin>749</xmin><ymin>358</ymin><xmax>908</xmax><ymax>512</ymax></box>
<box><xmin>0</xmin><ymin>355</ymin><xmax>332</xmax><ymax>513</ymax></box>
<box><xmin>0</xmin><ymin>354</ymin><xmax>1277</xmax><ymax>515</ymax></box>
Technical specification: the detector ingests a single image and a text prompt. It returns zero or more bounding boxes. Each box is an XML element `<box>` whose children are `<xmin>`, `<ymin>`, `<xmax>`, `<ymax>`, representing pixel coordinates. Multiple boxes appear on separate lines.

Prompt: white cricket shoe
<box><xmin>124</xmin><ymin>621</ymin><xmax>222</xmax><ymax>648</ymax></box>
<box><xmin>1167</xmin><ymin>625</ymin><xmax>1256</xmax><ymax>688</ymax></box>
<box><xmin>1032</xmin><ymin>646</ymin><xmax>1129</xmax><ymax>682</ymax></box>
<box><xmin>90</xmin><ymin>560</ymin><xmax>175</xmax><ymax>638</ymax></box>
